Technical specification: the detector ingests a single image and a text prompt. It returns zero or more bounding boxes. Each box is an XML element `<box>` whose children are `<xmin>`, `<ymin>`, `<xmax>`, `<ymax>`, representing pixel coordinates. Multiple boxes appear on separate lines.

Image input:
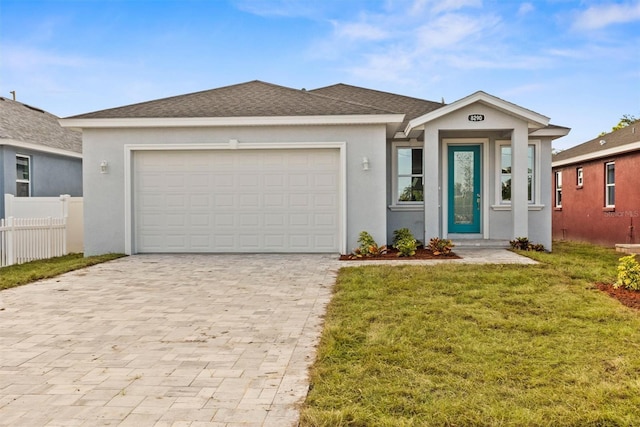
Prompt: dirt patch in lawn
<box><xmin>339</xmin><ymin>248</ymin><xmax>460</xmax><ymax>261</ymax></box>
<box><xmin>596</xmin><ymin>283</ymin><xmax>640</xmax><ymax>311</ymax></box>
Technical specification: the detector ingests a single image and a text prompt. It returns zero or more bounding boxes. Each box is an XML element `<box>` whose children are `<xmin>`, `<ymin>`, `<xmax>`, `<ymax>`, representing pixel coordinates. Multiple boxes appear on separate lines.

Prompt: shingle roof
<box><xmin>0</xmin><ymin>97</ymin><xmax>82</xmax><ymax>154</ymax></box>
<box><xmin>67</xmin><ymin>80</ymin><xmax>399</xmax><ymax>119</ymax></box>
<box><xmin>553</xmin><ymin>120</ymin><xmax>640</xmax><ymax>163</ymax></box>
<box><xmin>310</xmin><ymin>83</ymin><xmax>444</xmax><ymax>129</ymax></box>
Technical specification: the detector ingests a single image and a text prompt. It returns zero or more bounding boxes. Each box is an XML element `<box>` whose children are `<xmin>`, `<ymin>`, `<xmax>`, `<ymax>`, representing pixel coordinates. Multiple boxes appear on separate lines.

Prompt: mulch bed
<box><xmin>595</xmin><ymin>283</ymin><xmax>640</xmax><ymax>311</ymax></box>
<box><xmin>339</xmin><ymin>248</ymin><xmax>460</xmax><ymax>261</ymax></box>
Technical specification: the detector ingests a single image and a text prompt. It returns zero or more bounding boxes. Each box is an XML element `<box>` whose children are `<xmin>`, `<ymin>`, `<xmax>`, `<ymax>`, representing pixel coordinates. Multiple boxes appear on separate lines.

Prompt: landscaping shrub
<box><xmin>352</xmin><ymin>231</ymin><xmax>387</xmax><ymax>257</ymax></box>
<box><xmin>510</xmin><ymin>237</ymin><xmax>545</xmax><ymax>251</ymax></box>
<box><xmin>392</xmin><ymin>228</ymin><xmax>417</xmax><ymax>257</ymax></box>
<box><xmin>428</xmin><ymin>237</ymin><xmax>454</xmax><ymax>256</ymax></box>
<box><xmin>615</xmin><ymin>254</ymin><xmax>640</xmax><ymax>291</ymax></box>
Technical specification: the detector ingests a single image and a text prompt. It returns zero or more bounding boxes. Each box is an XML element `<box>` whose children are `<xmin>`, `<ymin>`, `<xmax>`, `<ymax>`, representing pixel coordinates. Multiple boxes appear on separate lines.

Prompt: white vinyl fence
<box><xmin>0</xmin><ymin>217</ymin><xmax>67</xmax><ymax>267</ymax></box>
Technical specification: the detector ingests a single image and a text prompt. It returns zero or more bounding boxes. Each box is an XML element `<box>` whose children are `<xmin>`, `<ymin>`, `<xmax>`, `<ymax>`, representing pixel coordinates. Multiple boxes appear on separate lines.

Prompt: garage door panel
<box><xmin>134</xmin><ymin>149</ymin><xmax>340</xmax><ymax>253</ymax></box>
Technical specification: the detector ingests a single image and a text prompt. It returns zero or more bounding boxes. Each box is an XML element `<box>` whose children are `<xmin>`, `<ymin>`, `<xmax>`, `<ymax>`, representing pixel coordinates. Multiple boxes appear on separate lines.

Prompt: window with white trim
<box><xmin>16</xmin><ymin>155</ymin><xmax>30</xmax><ymax>197</ymax></box>
<box><xmin>576</xmin><ymin>167</ymin><xmax>583</xmax><ymax>187</ymax></box>
<box><xmin>555</xmin><ymin>171</ymin><xmax>562</xmax><ymax>207</ymax></box>
<box><xmin>498</xmin><ymin>143</ymin><xmax>535</xmax><ymax>204</ymax></box>
<box><xmin>605</xmin><ymin>162</ymin><xmax>615</xmax><ymax>207</ymax></box>
<box><xmin>392</xmin><ymin>142</ymin><xmax>424</xmax><ymax>205</ymax></box>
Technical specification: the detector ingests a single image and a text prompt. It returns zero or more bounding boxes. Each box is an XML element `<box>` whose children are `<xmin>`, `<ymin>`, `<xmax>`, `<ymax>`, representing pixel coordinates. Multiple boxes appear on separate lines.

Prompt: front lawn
<box><xmin>0</xmin><ymin>253</ymin><xmax>125</xmax><ymax>291</ymax></box>
<box><xmin>301</xmin><ymin>241</ymin><xmax>640</xmax><ymax>426</ymax></box>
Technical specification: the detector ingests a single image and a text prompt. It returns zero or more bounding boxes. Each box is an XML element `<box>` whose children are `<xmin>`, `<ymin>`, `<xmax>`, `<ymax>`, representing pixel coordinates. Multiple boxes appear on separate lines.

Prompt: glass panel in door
<box><xmin>448</xmin><ymin>145</ymin><xmax>481</xmax><ymax>233</ymax></box>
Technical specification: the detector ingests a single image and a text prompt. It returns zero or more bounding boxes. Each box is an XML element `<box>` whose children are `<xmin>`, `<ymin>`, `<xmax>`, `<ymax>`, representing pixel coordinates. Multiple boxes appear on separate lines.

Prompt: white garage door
<box><xmin>133</xmin><ymin>149</ymin><xmax>341</xmax><ymax>253</ymax></box>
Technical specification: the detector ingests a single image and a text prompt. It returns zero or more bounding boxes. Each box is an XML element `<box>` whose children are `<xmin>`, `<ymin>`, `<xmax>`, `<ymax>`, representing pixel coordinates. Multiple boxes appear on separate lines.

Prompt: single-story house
<box><xmin>0</xmin><ymin>96</ymin><xmax>83</xmax><ymax>218</ymax></box>
<box><xmin>60</xmin><ymin>81</ymin><xmax>569</xmax><ymax>256</ymax></box>
<box><xmin>552</xmin><ymin>120</ymin><xmax>639</xmax><ymax>246</ymax></box>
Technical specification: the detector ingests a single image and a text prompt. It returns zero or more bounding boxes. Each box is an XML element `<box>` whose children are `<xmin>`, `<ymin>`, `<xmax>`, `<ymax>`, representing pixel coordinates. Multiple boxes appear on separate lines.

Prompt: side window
<box><xmin>396</xmin><ymin>147</ymin><xmax>423</xmax><ymax>203</ymax></box>
<box><xmin>576</xmin><ymin>167</ymin><xmax>583</xmax><ymax>187</ymax></box>
<box><xmin>605</xmin><ymin>162</ymin><xmax>615</xmax><ymax>207</ymax></box>
<box><xmin>555</xmin><ymin>171</ymin><xmax>562</xmax><ymax>208</ymax></box>
<box><xmin>500</xmin><ymin>146</ymin><xmax>512</xmax><ymax>203</ymax></box>
<box><xmin>16</xmin><ymin>155</ymin><xmax>30</xmax><ymax>197</ymax></box>
<box><xmin>499</xmin><ymin>144</ymin><xmax>535</xmax><ymax>204</ymax></box>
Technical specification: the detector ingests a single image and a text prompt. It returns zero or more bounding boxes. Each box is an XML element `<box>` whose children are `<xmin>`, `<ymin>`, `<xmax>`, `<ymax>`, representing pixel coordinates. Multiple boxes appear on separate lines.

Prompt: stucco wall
<box><xmin>82</xmin><ymin>124</ymin><xmax>388</xmax><ymax>255</ymax></box>
<box><xmin>552</xmin><ymin>151</ymin><xmax>640</xmax><ymax>246</ymax></box>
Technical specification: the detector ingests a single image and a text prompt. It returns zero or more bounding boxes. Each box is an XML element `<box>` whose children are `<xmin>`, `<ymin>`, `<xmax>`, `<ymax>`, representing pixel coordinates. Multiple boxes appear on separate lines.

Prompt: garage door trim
<box><xmin>123</xmin><ymin>141</ymin><xmax>347</xmax><ymax>255</ymax></box>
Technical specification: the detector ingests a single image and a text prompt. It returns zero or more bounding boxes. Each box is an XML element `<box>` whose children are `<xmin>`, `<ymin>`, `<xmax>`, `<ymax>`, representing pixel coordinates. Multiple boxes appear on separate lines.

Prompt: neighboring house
<box><xmin>552</xmin><ymin>121</ymin><xmax>640</xmax><ymax>246</ymax></box>
<box><xmin>60</xmin><ymin>81</ymin><xmax>569</xmax><ymax>256</ymax></box>
<box><xmin>0</xmin><ymin>96</ymin><xmax>83</xmax><ymax>218</ymax></box>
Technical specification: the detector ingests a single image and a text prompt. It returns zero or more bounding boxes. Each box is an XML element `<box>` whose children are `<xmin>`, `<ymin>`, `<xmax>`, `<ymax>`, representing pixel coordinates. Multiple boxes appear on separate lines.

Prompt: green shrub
<box><xmin>510</xmin><ymin>237</ymin><xmax>545</xmax><ymax>252</ymax></box>
<box><xmin>428</xmin><ymin>237</ymin><xmax>454</xmax><ymax>256</ymax></box>
<box><xmin>392</xmin><ymin>228</ymin><xmax>417</xmax><ymax>257</ymax></box>
<box><xmin>614</xmin><ymin>254</ymin><xmax>640</xmax><ymax>291</ymax></box>
<box><xmin>352</xmin><ymin>231</ymin><xmax>387</xmax><ymax>257</ymax></box>
<box><xmin>392</xmin><ymin>228</ymin><xmax>413</xmax><ymax>246</ymax></box>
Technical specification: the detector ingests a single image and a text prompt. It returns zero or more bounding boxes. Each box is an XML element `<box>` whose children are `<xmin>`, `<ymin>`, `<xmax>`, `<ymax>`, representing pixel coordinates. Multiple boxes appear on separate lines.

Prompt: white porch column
<box><xmin>511</xmin><ymin>124</ymin><xmax>529</xmax><ymax>238</ymax></box>
<box><xmin>423</xmin><ymin>126</ymin><xmax>440</xmax><ymax>240</ymax></box>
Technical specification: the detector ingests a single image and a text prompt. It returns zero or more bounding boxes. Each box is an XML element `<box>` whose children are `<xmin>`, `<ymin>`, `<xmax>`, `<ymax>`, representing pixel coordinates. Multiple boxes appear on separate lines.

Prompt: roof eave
<box><xmin>60</xmin><ymin>114</ymin><xmax>405</xmax><ymax>131</ymax></box>
<box><xmin>529</xmin><ymin>127</ymin><xmax>571</xmax><ymax>139</ymax></box>
<box><xmin>1</xmin><ymin>139</ymin><xmax>82</xmax><ymax>158</ymax></box>
<box><xmin>552</xmin><ymin>140</ymin><xmax>640</xmax><ymax>167</ymax></box>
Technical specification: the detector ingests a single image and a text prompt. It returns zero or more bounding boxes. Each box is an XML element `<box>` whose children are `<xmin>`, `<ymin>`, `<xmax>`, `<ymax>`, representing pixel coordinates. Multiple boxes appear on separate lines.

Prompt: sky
<box><xmin>1</xmin><ymin>0</ymin><xmax>639</xmax><ymax>150</ymax></box>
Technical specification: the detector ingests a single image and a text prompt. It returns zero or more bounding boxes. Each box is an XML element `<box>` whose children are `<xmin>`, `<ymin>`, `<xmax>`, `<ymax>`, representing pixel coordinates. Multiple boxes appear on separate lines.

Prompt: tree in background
<box><xmin>600</xmin><ymin>114</ymin><xmax>638</xmax><ymax>135</ymax></box>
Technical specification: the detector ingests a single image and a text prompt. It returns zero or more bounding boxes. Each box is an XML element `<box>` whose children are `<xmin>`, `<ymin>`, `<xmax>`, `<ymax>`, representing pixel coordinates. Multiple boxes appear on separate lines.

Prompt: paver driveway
<box><xmin>0</xmin><ymin>254</ymin><xmax>340</xmax><ymax>426</ymax></box>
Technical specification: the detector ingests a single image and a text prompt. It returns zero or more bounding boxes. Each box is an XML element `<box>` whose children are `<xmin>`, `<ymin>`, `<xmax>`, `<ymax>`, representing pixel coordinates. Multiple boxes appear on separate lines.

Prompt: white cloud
<box><xmin>572</xmin><ymin>1</ymin><xmax>640</xmax><ymax>30</ymax></box>
<box><xmin>415</xmin><ymin>13</ymin><xmax>497</xmax><ymax>50</ymax></box>
<box><xmin>517</xmin><ymin>2</ymin><xmax>534</xmax><ymax>17</ymax></box>
<box><xmin>347</xmin><ymin>51</ymin><xmax>415</xmax><ymax>83</ymax></box>
<box><xmin>331</xmin><ymin>21</ymin><xmax>389</xmax><ymax>41</ymax></box>
<box><xmin>2</xmin><ymin>46</ymin><xmax>93</xmax><ymax>70</ymax></box>
<box><xmin>232</xmin><ymin>0</ymin><xmax>323</xmax><ymax>18</ymax></box>
<box><xmin>409</xmin><ymin>0</ymin><xmax>482</xmax><ymax>14</ymax></box>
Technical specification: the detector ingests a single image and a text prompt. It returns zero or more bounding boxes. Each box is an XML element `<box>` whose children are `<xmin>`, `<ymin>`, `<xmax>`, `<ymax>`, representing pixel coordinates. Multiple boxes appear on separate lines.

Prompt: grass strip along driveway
<box><xmin>0</xmin><ymin>253</ymin><xmax>124</xmax><ymax>291</ymax></box>
<box><xmin>301</xmin><ymin>242</ymin><xmax>640</xmax><ymax>426</ymax></box>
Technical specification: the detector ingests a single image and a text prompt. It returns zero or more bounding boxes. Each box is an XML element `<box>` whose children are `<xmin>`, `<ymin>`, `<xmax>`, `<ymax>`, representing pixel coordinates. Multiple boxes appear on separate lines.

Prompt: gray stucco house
<box><xmin>0</xmin><ymin>96</ymin><xmax>83</xmax><ymax>218</ymax></box>
<box><xmin>61</xmin><ymin>81</ymin><xmax>569</xmax><ymax>255</ymax></box>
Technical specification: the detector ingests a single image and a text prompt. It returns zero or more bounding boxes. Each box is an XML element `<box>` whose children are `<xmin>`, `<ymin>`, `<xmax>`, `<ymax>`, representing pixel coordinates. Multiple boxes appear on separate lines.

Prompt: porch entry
<box><xmin>448</xmin><ymin>145</ymin><xmax>481</xmax><ymax>233</ymax></box>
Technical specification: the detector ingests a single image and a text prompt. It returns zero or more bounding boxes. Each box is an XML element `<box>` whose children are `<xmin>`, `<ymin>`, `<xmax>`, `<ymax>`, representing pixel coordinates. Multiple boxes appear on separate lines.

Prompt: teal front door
<box><xmin>448</xmin><ymin>145</ymin><xmax>481</xmax><ymax>233</ymax></box>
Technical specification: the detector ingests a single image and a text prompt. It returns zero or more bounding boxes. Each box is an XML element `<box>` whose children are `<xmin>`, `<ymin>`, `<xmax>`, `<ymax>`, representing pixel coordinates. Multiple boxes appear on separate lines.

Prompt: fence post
<box><xmin>4</xmin><ymin>194</ymin><xmax>15</xmax><ymax>218</ymax></box>
<box><xmin>6</xmin><ymin>217</ymin><xmax>15</xmax><ymax>266</ymax></box>
<box><xmin>62</xmin><ymin>217</ymin><xmax>67</xmax><ymax>255</ymax></box>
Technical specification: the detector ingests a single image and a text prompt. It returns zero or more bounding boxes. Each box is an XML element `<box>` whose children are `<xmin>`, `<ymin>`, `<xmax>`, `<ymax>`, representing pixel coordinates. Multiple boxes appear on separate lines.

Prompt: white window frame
<box><xmin>605</xmin><ymin>162</ymin><xmax>615</xmax><ymax>207</ymax></box>
<box><xmin>494</xmin><ymin>140</ymin><xmax>541</xmax><ymax>209</ymax></box>
<box><xmin>576</xmin><ymin>167</ymin><xmax>583</xmax><ymax>187</ymax></box>
<box><xmin>16</xmin><ymin>154</ymin><xmax>31</xmax><ymax>197</ymax></box>
<box><xmin>555</xmin><ymin>171</ymin><xmax>562</xmax><ymax>208</ymax></box>
<box><xmin>390</xmin><ymin>140</ymin><xmax>424</xmax><ymax>211</ymax></box>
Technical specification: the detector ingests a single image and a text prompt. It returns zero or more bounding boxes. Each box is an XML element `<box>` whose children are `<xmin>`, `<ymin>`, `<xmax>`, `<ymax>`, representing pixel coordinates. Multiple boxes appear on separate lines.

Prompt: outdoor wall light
<box><xmin>100</xmin><ymin>160</ymin><xmax>108</xmax><ymax>174</ymax></box>
<box><xmin>362</xmin><ymin>157</ymin><xmax>370</xmax><ymax>171</ymax></box>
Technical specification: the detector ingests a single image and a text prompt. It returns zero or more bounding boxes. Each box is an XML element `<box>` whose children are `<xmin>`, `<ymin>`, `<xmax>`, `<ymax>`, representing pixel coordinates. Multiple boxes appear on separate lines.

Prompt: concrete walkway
<box><xmin>0</xmin><ymin>249</ymin><xmax>534</xmax><ymax>426</ymax></box>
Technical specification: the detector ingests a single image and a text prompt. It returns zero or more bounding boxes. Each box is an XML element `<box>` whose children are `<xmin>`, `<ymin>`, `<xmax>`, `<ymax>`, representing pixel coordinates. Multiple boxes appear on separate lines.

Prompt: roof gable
<box><xmin>0</xmin><ymin>97</ymin><xmax>82</xmax><ymax>154</ymax></box>
<box><xmin>406</xmin><ymin>91</ymin><xmax>550</xmax><ymax>133</ymax></box>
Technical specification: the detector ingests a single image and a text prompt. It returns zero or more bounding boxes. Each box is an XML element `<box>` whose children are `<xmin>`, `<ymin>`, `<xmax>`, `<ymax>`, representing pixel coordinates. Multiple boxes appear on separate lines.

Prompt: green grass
<box><xmin>301</xmin><ymin>241</ymin><xmax>640</xmax><ymax>426</ymax></box>
<box><xmin>0</xmin><ymin>253</ymin><xmax>125</xmax><ymax>290</ymax></box>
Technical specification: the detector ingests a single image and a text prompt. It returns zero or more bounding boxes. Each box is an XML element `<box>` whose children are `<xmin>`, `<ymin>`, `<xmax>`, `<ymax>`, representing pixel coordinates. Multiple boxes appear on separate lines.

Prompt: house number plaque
<box><xmin>468</xmin><ymin>114</ymin><xmax>485</xmax><ymax>121</ymax></box>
